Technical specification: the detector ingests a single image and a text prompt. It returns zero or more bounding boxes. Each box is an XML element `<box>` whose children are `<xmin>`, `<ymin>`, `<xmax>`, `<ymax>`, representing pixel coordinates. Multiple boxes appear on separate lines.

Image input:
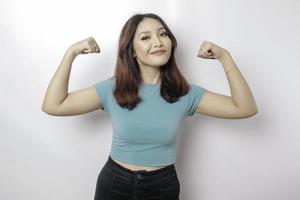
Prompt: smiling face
<box><xmin>133</xmin><ymin>17</ymin><xmax>172</xmax><ymax>69</ymax></box>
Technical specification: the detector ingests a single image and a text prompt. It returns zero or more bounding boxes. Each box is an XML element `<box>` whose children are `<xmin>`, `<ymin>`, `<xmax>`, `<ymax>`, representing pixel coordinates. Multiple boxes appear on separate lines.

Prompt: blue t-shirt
<box><xmin>94</xmin><ymin>76</ymin><xmax>207</xmax><ymax>166</ymax></box>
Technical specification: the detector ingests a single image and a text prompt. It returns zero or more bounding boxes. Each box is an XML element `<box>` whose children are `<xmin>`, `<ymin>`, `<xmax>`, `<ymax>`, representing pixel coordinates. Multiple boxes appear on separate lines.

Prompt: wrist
<box><xmin>218</xmin><ymin>50</ymin><xmax>231</xmax><ymax>62</ymax></box>
<box><xmin>225</xmin><ymin>67</ymin><xmax>237</xmax><ymax>74</ymax></box>
<box><xmin>217</xmin><ymin>51</ymin><xmax>238</xmax><ymax>74</ymax></box>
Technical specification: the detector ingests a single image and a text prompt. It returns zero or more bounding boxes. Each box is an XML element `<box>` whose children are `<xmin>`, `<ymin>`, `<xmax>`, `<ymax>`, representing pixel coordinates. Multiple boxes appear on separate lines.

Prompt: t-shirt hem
<box><xmin>109</xmin><ymin>148</ymin><xmax>176</xmax><ymax>167</ymax></box>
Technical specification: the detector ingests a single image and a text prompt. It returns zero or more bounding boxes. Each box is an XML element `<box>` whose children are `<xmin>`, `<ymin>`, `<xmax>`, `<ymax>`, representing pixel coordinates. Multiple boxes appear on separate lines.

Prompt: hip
<box><xmin>94</xmin><ymin>155</ymin><xmax>180</xmax><ymax>200</ymax></box>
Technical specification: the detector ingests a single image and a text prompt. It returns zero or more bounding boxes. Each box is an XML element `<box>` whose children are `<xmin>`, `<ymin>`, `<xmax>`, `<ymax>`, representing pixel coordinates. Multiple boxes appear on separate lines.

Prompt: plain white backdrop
<box><xmin>1</xmin><ymin>0</ymin><xmax>300</xmax><ymax>199</ymax></box>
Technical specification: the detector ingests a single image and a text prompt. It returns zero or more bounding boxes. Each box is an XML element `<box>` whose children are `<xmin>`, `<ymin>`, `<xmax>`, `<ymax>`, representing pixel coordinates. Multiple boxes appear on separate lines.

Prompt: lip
<box><xmin>150</xmin><ymin>50</ymin><xmax>166</xmax><ymax>55</ymax></box>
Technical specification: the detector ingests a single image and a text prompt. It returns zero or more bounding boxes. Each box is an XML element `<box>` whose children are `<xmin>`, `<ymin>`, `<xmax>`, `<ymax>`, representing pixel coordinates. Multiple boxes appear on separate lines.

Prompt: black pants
<box><xmin>94</xmin><ymin>155</ymin><xmax>180</xmax><ymax>200</ymax></box>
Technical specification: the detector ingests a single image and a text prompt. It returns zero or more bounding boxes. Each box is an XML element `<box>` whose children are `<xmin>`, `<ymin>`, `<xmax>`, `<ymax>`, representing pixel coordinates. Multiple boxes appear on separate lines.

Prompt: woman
<box><xmin>42</xmin><ymin>13</ymin><xmax>258</xmax><ymax>200</ymax></box>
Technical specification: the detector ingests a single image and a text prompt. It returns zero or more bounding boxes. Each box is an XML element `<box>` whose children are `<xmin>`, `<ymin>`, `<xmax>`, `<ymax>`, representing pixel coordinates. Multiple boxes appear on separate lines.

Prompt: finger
<box><xmin>207</xmin><ymin>54</ymin><xmax>215</xmax><ymax>59</ymax></box>
<box><xmin>199</xmin><ymin>49</ymin><xmax>209</xmax><ymax>57</ymax></box>
<box><xmin>82</xmin><ymin>50</ymin><xmax>89</xmax><ymax>54</ymax></box>
<box><xmin>87</xmin><ymin>39</ymin><xmax>96</xmax><ymax>52</ymax></box>
<box><xmin>83</xmin><ymin>47</ymin><xmax>93</xmax><ymax>54</ymax></box>
<box><xmin>89</xmin><ymin>39</ymin><xmax>97</xmax><ymax>52</ymax></box>
<box><xmin>90</xmin><ymin>39</ymin><xmax>100</xmax><ymax>53</ymax></box>
<box><xmin>93</xmin><ymin>41</ymin><xmax>100</xmax><ymax>53</ymax></box>
<box><xmin>197</xmin><ymin>51</ymin><xmax>205</xmax><ymax>58</ymax></box>
<box><xmin>95</xmin><ymin>42</ymin><xmax>101</xmax><ymax>53</ymax></box>
<box><xmin>197</xmin><ymin>48</ymin><xmax>204</xmax><ymax>57</ymax></box>
<box><xmin>90</xmin><ymin>38</ymin><xmax>99</xmax><ymax>49</ymax></box>
<box><xmin>198</xmin><ymin>50</ymin><xmax>213</xmax><ymax>59</ymax></box>
<box><xmin>206</xmin><ymin>49</ymin><xmax>215</xmax><ymax>59</ymax></box>
<box><xmin>203</xmin><ymin>49</ymin><xmax>213</xmax><ymax>57</ymax></box>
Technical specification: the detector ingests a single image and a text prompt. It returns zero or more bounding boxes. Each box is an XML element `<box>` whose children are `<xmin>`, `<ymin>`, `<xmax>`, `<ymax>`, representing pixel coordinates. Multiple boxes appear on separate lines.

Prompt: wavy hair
<box><xmin>113</xmin><ymin>13</ymin><xmax>190</xmax><ymax>110</ymax></box>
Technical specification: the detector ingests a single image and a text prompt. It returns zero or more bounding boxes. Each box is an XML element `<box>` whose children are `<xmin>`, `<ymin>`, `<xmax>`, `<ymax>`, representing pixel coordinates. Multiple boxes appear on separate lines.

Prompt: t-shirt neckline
<box><xmin>142</xmin><ymin>83</ymin><xmax>160</xmax><ymax>86</ymax></box>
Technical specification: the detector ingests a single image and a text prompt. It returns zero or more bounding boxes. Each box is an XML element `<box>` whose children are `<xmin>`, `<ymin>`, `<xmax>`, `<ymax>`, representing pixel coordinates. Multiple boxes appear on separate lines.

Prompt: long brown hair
<box><xmin>113</xmin><ymin>13</ymin><xmax>190</xmax><ymax>111</ymax></box>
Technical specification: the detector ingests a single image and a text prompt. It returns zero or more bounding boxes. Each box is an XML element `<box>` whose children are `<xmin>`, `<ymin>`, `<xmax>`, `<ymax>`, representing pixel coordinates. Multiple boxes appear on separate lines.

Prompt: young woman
<box><xmin>42</xmin><ymin>13</ymin><xmax>258</xmax><ymax>200</ymax></box>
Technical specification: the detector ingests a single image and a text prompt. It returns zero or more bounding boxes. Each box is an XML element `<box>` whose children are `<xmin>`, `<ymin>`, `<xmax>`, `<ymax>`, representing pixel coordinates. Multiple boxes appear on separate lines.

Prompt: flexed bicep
<box><xmin>196</xmin><ymin>90</ymin><xmax>254</xmax><ymax>119</ymax></box>
<box><xmin>43</xmin><ymin>86</ymin><xmax>102</xmax><ymax>116</ymax></box>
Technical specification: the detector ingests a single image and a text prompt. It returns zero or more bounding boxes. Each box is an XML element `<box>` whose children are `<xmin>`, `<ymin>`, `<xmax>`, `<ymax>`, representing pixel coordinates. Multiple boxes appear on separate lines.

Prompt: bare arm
<box><xmin>218</xmin><ymin>52</ymin><xmax>258</xmax><ymax>114</ymax></box>
<box><xmin>195</xmin><ymin>41</ymin><xmax>258</xmax><ymax>119</ymax></box>
<box><xmin>41</xmin><ymin>48</ymin><xmax>76</xmax><ymax>112</ymax></box>
<box><xmin>196</xmin><ymin>52</ymin><xmax>258</xmax><ymax>119</ymax></box>
<box><xmin>41</xmin><ymin>37</ymin><xmax>102</xmax><ymax>116</ymax></box>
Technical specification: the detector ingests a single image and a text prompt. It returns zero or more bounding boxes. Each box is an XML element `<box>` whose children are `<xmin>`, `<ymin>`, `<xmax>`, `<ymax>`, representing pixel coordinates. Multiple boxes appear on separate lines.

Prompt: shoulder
<box><xmin>95</xmin><ymin>76</ymin><xmax>116</xmax><ymax>87</ymax></box>
<box><xmin>106</xmin><ymin>76</ymin><xmax>116</xmax><ymax>86</ymax></box>
<box><xmin>104</xmin><ymin>76</ymin><xmax>116</xmax><ymax>84</ymax></box>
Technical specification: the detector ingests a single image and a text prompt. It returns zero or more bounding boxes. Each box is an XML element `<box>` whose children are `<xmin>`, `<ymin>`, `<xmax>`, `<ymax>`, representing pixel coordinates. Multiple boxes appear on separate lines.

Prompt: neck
<box><xmin>139</xmin><ymin>67</ymin><xmax>161</xmax><ymax>84</ymax></box>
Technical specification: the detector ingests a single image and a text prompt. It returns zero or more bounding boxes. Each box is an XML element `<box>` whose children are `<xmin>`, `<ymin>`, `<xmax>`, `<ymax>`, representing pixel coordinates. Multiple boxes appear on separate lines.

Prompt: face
<box><xmin>133</xmin><ymin>18</ymin><xmax>172</xmax><ymax>68</ymax></box>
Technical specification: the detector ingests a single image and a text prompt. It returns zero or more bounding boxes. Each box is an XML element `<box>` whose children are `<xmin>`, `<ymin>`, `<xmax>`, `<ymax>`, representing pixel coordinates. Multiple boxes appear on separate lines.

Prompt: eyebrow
<box><xmin>138</xmin><ymin>27</ymin><xmax>166</xmax><ymax>36</ymax></box>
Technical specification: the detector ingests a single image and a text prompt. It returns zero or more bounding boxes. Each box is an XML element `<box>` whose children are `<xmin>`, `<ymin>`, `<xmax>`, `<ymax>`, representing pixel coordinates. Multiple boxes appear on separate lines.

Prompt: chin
<box><xmin>151</xmin><ymin>62</ymin><xmax>168</xmax><ymax>68</ymax></box>
<box><xmin>149</xmin><ymin>58</ymin><xmax>170</xmax><ymax>67</ymax></box>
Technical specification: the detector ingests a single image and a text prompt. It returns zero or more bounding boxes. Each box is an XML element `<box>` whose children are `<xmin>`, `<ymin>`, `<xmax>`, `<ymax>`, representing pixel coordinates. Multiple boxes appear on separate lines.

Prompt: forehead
<box><xmin>135</xmin><ymin>18</ymin><xmax>165</xmax><ymax>35</ymax></box>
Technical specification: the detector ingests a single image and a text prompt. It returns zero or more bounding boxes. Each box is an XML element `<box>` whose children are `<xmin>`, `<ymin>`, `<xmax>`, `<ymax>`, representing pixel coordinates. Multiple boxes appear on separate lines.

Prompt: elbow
<box><xmin>41</xmin><ymin>104</ymin><xmax>47</xmax><ymax>113</ymax></box>
<box><xmin>248</xmin><ymin>110</ymin><xmax>258</xmax><ymax>118</ymax></box>
<box><xmin>41</xmin><ymin>100</ymin><xmax>50</xmax><ymax>113</ymax></box>
<box><xmin>41</xmin><ymin>104</ymin><xmax>66</xmax><ymax>116</ymax></box>
<box><xmin>41</xmin><ymin>105</ymin><xmax>51</xmax><ymax>115</ymax></box>
<box><xmin>242</xmin><ymin>107</ymin><xmax>258</xmax><ymax>118</ymax></box>
<box><xmin>251</xmin><ymin>105</ymin><xmax>259</xmax><ymax>116</ymax></box>
<box><xmin>41</xmin><ymin>104</ymin><xmax>56</xmax><ymax>116</ymax></box>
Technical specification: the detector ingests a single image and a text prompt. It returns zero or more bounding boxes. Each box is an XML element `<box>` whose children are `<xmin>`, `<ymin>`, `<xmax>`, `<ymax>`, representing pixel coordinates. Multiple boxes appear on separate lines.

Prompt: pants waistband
<box><xmin>107</xmin><ymin>155</ymin><xmax>175</xmax><ymax>177</ymax></box>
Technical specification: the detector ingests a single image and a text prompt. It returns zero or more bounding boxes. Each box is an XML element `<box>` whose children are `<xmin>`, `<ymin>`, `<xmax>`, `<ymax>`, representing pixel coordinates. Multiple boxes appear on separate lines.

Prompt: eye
<box><xmin>140</xmin><ymin>32</ymin><xmax>168</xmax><ymax>41</ymax></box>
<box><xmin>160</xmin><ymin>32</ymin><xmax>168</xmax><ymax>36</ymax></box>
<box><xmin>141</xmin><ymin>36</ymin><xmax>150</xmax><ymax>40</ymax></box>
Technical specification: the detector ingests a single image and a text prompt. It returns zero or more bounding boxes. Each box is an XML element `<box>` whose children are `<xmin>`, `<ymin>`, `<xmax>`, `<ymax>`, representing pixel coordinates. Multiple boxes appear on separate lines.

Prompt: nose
<box><xmin>153</xmin><ymin>36</ymin><xmax>163</xmax><ymax>47</ymax></box>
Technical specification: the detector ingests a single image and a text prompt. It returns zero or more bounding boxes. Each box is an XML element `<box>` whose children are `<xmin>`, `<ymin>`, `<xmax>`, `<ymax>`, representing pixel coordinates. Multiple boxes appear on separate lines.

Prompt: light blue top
<box><xmin>94</xmin><ymin>76</ymin><xmax>207</xmax><ymax>166</ymax></box>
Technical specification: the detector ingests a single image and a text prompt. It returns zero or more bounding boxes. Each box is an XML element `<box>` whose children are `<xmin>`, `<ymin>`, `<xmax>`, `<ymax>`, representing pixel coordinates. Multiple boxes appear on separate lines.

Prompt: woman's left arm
<box><xmin>195</xmin><ymin>40</ymin><xmax>258</xmax><ymax>118</ymax></box>
<box><xmin>218</xmin><ymin>51</ymin><xmax>258</xmax><ymax>114</ymax></box>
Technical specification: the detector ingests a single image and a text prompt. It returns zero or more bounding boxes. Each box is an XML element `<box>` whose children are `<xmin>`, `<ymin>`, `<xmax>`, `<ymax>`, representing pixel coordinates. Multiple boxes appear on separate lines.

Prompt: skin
<box><xmin>42</xmin><ymin>17</ymin><xmax>258</xmax><ymax>172</ymax></box>
<box><xmin>133</xmin><ymin>17</ymin><xmax>172</xmax><ymax>84</ymax></box>
<box><xmin>195</xmin><ymin>41</ymin><xmax>258</xmax><ymax>119</ymax></box>
<box><xmin>113</xmin><ymin>18</ymin><xmax>173</xmax><ymax>171</ymax></box>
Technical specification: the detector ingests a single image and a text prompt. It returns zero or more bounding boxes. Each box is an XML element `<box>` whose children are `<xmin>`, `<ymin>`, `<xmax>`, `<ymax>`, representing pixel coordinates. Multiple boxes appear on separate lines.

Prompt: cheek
<box><xmin>166</xmin><ymin>39</ymin><xmax>172</xmax><ymax>49</ymax></box>
<box><xmin>135</xmin><ymin>44</ymin><xmax>151</xmax><ymax>56</ymax></box>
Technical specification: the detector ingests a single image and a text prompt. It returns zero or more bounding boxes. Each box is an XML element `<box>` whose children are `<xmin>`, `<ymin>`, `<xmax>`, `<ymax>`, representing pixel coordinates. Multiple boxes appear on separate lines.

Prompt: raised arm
<box><xmin>195</xmin><ymin>41</ymin><xmax>258</xmax><ymax>119</ymax></box>
<box><xmin>41</xmin><ymin>37</ymin><xmax>102</xmax><ymax>116</ymax></box>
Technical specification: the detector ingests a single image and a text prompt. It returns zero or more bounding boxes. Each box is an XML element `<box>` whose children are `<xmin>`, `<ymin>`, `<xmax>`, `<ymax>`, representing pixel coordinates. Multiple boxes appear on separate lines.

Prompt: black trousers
<box><xmin>94</xmin><ymin>155</ymin><xmax>180</xmax><ymax>200</ymax></box>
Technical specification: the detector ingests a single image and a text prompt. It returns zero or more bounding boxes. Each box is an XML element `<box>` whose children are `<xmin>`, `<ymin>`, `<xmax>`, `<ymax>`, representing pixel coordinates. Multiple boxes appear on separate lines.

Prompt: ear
<box><xmin>133</xmin><ymin>51</ymin><xmax>136</xmax><ymax>58</ymax></box>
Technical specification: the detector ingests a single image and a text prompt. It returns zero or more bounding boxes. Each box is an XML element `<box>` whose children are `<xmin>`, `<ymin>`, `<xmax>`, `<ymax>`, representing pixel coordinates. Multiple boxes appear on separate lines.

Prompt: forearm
<box><xmin>219</xmin><ymin>52</ymin><xmax>258</xmax><ymax>114</ymax></box>
<box><xmin>42</xmin><ymin>48</ymin><xmax>76</xmax><ymax>111</ymax></box>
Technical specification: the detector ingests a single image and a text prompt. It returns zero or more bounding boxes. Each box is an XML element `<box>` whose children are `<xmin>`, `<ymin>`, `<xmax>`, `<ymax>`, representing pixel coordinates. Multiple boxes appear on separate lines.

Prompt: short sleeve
<box><xmin>93</xmin><ymin>77</ymin><xmax>114</xmax><ymax>112</ymax></box>
<box><xmin>186</xmin><ymin>84</ymin><xmax>207</xmax><ymax>117</ymax></box>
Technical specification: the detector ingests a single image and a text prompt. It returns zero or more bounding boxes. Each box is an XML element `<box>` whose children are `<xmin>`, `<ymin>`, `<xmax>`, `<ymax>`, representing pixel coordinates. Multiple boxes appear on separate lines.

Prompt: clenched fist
<box><xmin>68</xmin><ymin>37</ymin><xmax>100</xmax><ymax>56</ymax></box>
<box><xmin>197</xmin><ymin>40</ymin><xmax>228</xmax><ymax>60</ymax></box>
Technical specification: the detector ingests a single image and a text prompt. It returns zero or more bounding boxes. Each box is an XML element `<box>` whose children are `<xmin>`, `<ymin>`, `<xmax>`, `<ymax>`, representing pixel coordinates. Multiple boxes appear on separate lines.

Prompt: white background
<box><xmin>1</xmin><ymin>0</ymin><xmax>300</xmax><ymax>200</ymax></box>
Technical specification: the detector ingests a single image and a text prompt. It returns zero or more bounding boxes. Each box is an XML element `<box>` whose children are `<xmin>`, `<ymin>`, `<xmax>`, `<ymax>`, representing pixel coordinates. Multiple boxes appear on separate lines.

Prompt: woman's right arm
<box><xmin>41</xmin><ymin>37</ymin><xmax>102</xmax><ymax>116</ymax></box>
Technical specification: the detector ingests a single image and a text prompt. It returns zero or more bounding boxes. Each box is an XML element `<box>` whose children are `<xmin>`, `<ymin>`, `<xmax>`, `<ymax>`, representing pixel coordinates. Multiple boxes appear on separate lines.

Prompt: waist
<box><xmin>110</xmin><ymin>146</ymin><xmax>177</xmax><ymax>166</ymax></box>
<box><xmin>105</xmin><ymin>155</ymin><xmax>177</xmax><ymax>183</ymax></box>
<box><xmin>111</xmin><ymin>157</ymin><xmax>168</xmax><ymax>171</ymax></box>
